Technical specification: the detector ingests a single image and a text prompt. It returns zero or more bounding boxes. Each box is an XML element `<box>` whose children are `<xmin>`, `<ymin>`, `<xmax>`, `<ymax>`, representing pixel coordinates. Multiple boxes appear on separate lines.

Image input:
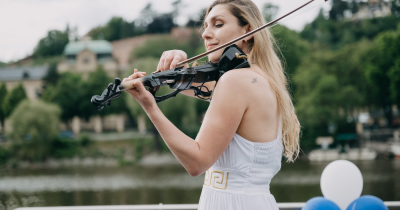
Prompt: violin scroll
<box><xmin>91</xmin><ymin>78</ymin><xmax>122</xmax><ymax>111</ymax></box>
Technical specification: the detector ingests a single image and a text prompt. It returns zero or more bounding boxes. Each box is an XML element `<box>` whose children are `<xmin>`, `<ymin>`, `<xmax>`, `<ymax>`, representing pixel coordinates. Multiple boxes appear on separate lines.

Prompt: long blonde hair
<box><xmin>206</xmin><ymin>0</ymin><xmax>300</xmax><ymax>162</ymax></box>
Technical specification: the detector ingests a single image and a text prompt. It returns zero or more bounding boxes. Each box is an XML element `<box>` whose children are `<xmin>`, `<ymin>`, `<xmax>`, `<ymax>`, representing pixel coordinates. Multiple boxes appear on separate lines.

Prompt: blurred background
<box><xmin>0</xmin><ymin>0</ymin><xmax>400</xmax><ymax>209</ymax></box>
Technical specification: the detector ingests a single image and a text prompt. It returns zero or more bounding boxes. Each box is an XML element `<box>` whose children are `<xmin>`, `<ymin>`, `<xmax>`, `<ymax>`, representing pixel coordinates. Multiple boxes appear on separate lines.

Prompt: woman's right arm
<box><xmin>157</xmin><ymin>50</ymin><xmax>215</xmax><ymax>100</ymax></box>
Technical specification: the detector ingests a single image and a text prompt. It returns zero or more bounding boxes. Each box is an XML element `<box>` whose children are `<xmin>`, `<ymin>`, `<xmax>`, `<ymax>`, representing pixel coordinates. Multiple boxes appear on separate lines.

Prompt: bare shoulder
<box><xmin>216</xmin><ymin>66</ymin><xmax>274</xmax><ymax>96</ymax></box>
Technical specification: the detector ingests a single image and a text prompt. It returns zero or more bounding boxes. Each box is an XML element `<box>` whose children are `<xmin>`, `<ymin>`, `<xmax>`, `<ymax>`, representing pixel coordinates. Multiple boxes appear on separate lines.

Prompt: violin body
<box><xmin>91</xmin><ymin>44</ymin><xmax>249</xmax><ymax>111</ymax></box>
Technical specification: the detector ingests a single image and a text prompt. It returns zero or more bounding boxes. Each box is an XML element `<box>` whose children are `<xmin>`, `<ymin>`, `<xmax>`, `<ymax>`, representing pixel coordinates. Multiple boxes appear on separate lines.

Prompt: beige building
<box><xmin>0</xmin><ymin>66</ymin><xmax>47</xmax><ymax>101</ymax></box>
<box><xmin>58</xmin><ymin>38</ymin><xmax>118</xmax><ymax>79</ymax></box>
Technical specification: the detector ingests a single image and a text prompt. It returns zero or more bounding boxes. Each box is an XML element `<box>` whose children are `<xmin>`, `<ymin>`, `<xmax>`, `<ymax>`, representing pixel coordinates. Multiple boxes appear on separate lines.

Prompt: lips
<box><xmin>207</xmin><ymin>43</ymin><xmax>218</xmax><ymax>50</ymax></box>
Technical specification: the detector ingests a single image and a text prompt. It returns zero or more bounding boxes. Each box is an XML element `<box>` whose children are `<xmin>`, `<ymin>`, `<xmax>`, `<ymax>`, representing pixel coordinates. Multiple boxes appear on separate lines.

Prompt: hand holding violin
<box><xmin>156</xmin><ymin>50</ymin><xmax>189</xmax><ymax>72</ymax></box>
<box><xmin>123</xmin><ymin>69</ymin><xmax>156</xmax><ymax>112</ymax></box>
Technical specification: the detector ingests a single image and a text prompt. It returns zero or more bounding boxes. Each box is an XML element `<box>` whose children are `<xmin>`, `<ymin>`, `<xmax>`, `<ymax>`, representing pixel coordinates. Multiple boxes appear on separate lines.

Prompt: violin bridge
<box><xmin>192</xmin><ymin>61</ymin><xmax>200</xmax><ymax>67</ymax></box>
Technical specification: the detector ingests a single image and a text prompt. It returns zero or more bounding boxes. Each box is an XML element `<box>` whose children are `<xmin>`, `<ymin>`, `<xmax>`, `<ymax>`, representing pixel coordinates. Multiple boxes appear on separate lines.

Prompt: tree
<box><xmin>43</xmin><ymin>61</ymin><xmax>60</xmax><ymax>87</ymax></box>
<box><xmin>41</xmin><ymin>72</ymin><xmax>83</xmax><ymax>122</ymax></box>
<box><xmin>171</xmin><ymin>0</ymin><xmax>184</xmax><ymax>24</ymax></box>
<box><xmin>80</xmin><ymin>66</ymin><xmax>127</xmax><ymax>119</ymax></box>
<box><xmin>0</xmin><ymin>83</ymin><xmax>7</xmax><ymax>131</ymax></box>
<box><xmin>392</xmin><ymin>0</ymin><xmax>400</xmax><ymax>16</ymax></box>
<box><xmin>90</xmin><ymin>17</ymin><xmax>137</xmax><ymax>41</ymax></box>
<box><xmin>364</xmin><ymin>26</ymin><xmax>400</xmax><ymax>126</ymax></box>
<box><xmin>294</xmin><ymin>41</ymin><xmax>372</xmax><ymax>150</ymax></box>
<box><xmin>33</xmin><ymin>30</ymin><xmax>69</xmax><ymax>57</ymax></box>
<box><xmin>329</xmin><ymin>0</ymin><xmax>351</xmax><ymax>21</ymax></box>
<box><xmin>262</xmin><ymin>3</ymin><xmax>279</xmax><ymax>22</ymax></box>
<box><xmin>2</xmin><ymin>84</ymin><xmax>27</xmax><ymax>119</ymax></box>
<box><xmin>7</xmin><ymin>100</ymin><xmax>61</xmax><ymax>161</ymax></box>
<box><xmin>271</xmin><ymin>26</ymin><xmax>309</xmax><ymax>84</ymax></box>
<box><xmin>147</xmin><ymin>14</ymin><xmax>175</xmax><ymax>34</ymax></box>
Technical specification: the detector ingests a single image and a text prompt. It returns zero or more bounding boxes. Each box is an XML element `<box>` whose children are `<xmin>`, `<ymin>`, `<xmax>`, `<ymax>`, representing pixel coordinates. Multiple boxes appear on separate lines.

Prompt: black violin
<box><xmin>91</xmin><ymin>0</ymin><xmax>326</xmax><ymax>111</ymax></box>
<box><xmin>91</xmin><ymin>44</ymin><xmax>249</xmax><ymax>111</ymax></box>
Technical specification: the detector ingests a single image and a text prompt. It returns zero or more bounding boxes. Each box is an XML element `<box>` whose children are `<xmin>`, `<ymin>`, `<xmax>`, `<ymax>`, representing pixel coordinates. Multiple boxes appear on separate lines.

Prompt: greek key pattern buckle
<box><xmin>204</xmin><ymin>169</ymin><xmax>229</xmax><ymax>190</ymax></box>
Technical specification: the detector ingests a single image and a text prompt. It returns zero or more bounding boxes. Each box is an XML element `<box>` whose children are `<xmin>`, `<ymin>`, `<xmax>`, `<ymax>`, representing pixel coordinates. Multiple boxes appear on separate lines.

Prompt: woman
<box><xmin>123</xmin><ymin>0</ymin><xmax>300</xmax><ymax>209</ymax></box>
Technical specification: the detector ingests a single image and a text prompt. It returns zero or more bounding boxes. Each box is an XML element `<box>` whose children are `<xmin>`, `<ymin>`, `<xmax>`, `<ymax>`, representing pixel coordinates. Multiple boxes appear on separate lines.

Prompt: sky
<box><xmin>0</xmin><ymin>0</ymin><xmax>331</xmax><ymax>63</ymax></box>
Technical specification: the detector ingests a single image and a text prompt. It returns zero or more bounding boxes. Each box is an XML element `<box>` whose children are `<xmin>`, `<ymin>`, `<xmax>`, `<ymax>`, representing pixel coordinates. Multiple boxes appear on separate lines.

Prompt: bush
<box><xmin>7</xmin><ymin>100</ymin><xmax>61</xmax><ymax>161</ymax></box>
<box><xmin>51</xmin><ymin>137</ymin><xmax>79</xmax><ymax>159</ymax></box>
<box><xmin>0</xmin><ymin>146</ymin><xmax>9</xmax><ymax>165</ymax></box>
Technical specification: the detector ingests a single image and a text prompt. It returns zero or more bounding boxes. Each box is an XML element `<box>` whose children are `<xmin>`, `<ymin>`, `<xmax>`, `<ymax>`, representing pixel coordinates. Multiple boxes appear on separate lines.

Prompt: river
<box><xmin>0</xmin><ymin>159</ymin><xmax>399</xmax><ymax>209</ymax></box>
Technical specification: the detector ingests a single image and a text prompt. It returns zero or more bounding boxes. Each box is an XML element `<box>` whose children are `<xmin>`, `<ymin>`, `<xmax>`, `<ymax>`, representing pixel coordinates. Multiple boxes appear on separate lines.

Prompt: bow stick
<box><xmin>175</xmin><ymin>0</ymin><xmax>327</xmax><ymax>67</ymax></box>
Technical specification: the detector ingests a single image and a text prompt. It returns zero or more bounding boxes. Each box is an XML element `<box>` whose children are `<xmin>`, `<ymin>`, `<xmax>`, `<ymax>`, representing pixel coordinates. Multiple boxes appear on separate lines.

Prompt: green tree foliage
<box><xmin>294</xmin><ymin>41</ymin><xmax>372</xmax><ymax>150</ymax></box>
<box><xmin>80</xmin><ymin>66</ymin><xmax>127</xmax><ymax>119</ymax></box>
<box><xmin>363</xmin><ymin>26</ymin><xmax>400</xmax><ymax>124</ymax></box>
<box><xmin>7</xmin><ymin>100</ymin><xmax>61</xmax><ymax>161</ymax></box>
<box><xmin>41</xmin><ymin>72</ymin><xmax>83</xmax><ymax>122</ymax></box>
<box><xmin>132</xmin><ymin>34</ymin><xmax>200</xmax><ymax>60</ymax></box>
<box><xmin>301</xmin><ymin>12</ymin><xmax>400</xmax><ymax>49</ymax></box>
<box><xmin>43</xmin><ymin>61</ymin><xmax>60</xmax><ymax>86</ymax></box>
<box><xmin>272</xmin><ymin>26</ymin><xmax>309</xmax><ymax>79</ymax></box>
<box><xmin>393</xmin><ymin>0</ymin><xmax>400</xmax><ymax>16</ymax></box>
<box><xmin>2</xmin><ymin>84</ymin><xmax>27</xmax><ymax>119</ymax></box>
<box><xmin>0</xmin><ymin>83</ymin><xmax>7</xmax><ymax>130</ymax></box>
<box><xmin>42</xmin><ymin>67</ymin><xmax>126</xmax><ymax>122</ymax></box>
<box><xmin>90</xmin><ymin>17</ymin><xmax>138</xmax><ymax>41</ymax></box>
<box><xmin>33</xmin><ymin>30</ymin><xmax>69</xmax><ymax>57</ymax></box>
<box><xmin>147</xmin><ymin>14</ymin><xmax>175</xmax><ymax>34</ymax></box>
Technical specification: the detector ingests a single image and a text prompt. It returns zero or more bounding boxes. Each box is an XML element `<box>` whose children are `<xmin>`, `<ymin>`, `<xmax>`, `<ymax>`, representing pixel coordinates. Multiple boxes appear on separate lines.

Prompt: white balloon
<box><xmin>320</xmin><ymin>160</ymin><xmax>363</xmax><ymax>210</ymax></box>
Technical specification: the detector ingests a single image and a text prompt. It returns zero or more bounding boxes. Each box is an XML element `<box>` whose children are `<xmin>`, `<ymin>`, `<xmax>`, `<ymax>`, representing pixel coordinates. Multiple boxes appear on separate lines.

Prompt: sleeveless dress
<box><xmin>198</xmin><ymin>119</ymin><xmax>283</xmax><ymax>210</ymax></box>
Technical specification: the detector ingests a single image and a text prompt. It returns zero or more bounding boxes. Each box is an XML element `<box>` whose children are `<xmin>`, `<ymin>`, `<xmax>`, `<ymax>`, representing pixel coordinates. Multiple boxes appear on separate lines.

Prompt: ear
<box><xmin>244</xmin><ymin>25</ymin><xmax>253</xmax><ymax>42</ymax></box>
<box><xmin>246</xmin><ymin>25</ymin><xmax>251</xmax><ymax>33</ymax></box>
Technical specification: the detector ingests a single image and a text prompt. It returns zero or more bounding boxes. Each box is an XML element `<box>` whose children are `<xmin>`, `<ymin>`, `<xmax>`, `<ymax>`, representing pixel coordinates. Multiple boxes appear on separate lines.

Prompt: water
<box><xmin>0</xmin><ymin>160</ymin><xmax>399</xmax><ymax>209</ymax></box>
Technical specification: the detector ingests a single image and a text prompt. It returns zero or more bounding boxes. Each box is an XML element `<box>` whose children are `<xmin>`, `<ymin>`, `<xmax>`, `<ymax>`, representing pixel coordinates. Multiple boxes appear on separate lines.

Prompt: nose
<box><xmin>202</xmin><ymin>26</ymin><xmax>213</xmax><ymax>42</ymax></box>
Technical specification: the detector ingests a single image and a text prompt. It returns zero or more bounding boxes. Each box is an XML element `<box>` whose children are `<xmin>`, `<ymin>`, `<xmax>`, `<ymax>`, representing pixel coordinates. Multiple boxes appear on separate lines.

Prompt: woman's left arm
<box><xmin>125</xmin><ymin>70</ymin><xmax>248</xmax><ymax>176</ymax></box>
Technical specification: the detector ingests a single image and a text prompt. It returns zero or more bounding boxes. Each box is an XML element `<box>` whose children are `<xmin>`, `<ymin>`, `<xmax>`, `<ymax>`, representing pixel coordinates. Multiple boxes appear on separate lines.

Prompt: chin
<box><xmin>208</xmin><ymin>51</ymin><xmax>223</xmax><ymax>63</ymax></box>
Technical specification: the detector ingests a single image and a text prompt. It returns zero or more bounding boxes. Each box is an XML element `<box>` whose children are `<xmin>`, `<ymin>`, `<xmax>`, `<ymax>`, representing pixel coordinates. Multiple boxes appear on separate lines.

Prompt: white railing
<box><xmin>15</xmin><ymin>201</ymin><xmax>400</xmax><ymax>210</ymax></box>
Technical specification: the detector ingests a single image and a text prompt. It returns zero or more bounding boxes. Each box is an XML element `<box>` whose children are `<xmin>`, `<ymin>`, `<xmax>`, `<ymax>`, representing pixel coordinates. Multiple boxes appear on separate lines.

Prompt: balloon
<box><xmin>302</xmin><ymin>197</ymin><xmax>341</xmax><ymax>210</ymax></box>
<box><xmin>346</xmin><ymin>195</ymin><xmax>388</xmax><ymax>210</ymax></box>
<box><xmin>320</xmin><ymin>160</ymin><xmax>363</xmax><ymax>210</ymax></box>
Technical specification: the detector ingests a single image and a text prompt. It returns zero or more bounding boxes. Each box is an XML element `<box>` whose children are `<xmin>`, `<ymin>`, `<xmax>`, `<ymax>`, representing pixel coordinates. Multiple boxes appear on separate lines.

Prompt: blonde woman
<box><xmin>123</xmin><ymin>0</ymin><xmax>300</xmax><ymax>209</ymax></box>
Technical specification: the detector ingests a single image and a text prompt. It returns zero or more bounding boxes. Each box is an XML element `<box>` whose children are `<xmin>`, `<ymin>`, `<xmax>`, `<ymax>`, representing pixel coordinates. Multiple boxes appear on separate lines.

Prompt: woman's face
<box><xmin>202</xmin><ymin>4</ymin><xmax>250</xmax><ymax>63</ymax></box>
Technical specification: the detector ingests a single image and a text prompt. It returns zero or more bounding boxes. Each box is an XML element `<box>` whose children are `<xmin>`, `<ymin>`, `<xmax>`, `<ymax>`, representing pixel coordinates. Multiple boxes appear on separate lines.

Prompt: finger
<box><xmin>129</xmin><ymin>69</ymin><xmax>138</xmax><ymax>78</ymax></box>
<box><xmin>162</xmin><ymin>53</ymin><xmax>175</xmax><ymax>71</ymax></box>
<box><xmin>133</xmin><ymin>80</ymin><xmax>146</xmax><ymax>93</ymax></box>
<box><xmin>170</xmin><ymin>54</ymin><xmax>183</xmax><ymax>69</ymax></box>
<box><xmin>136</xmin><ymin>72</ymin><xmax>146</xmax><ymax>78</ymax></box>
<box><xmin>158</xmin><ymin>52</ymin><xmax>168</xmax><ymax>72</ymax></box>
<box><xmin>157</xmin><ymin>52</ymin><xmax>166</xmax><ymax>71</ymax></box>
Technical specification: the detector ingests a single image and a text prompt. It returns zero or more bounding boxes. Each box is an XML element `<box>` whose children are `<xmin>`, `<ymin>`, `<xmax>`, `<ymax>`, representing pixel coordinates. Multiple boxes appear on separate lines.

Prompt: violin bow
<box><xmin>176</xmin><ymin>0</ymin><xmax>328</xmax><ymax>67</ymax></box>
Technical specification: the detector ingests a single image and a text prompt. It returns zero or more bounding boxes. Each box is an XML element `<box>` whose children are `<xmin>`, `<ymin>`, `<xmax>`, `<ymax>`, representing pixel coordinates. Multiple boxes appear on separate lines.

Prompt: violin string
<box><xmin>187</xmin><ymin>0</ymin><xmax>326</xmax><ymax>66</ymax></box>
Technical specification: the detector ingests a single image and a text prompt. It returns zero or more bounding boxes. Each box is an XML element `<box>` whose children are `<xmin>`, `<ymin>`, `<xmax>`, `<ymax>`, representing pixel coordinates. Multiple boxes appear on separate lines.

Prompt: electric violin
<box><xmin>91</xmin><ymin>0</ymin><xmax>327</xmax><ymax>111</ymax></box>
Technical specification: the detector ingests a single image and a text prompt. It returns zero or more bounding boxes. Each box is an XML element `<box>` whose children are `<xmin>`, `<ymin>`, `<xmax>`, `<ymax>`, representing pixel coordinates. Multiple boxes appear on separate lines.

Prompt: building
<box><xmin>352</xmin><ymin>0</ymin><xmax>392</xmax><ymax>20</ymax></box>
<box><xmin>57</xmin><ymin>38</ymin><xmax>118</xmax><ymax>79</ymax></box>
<box><xmin>0</xmin><ymin>66</ymin><xmax>48</xmax><ymax>100</ymax></box>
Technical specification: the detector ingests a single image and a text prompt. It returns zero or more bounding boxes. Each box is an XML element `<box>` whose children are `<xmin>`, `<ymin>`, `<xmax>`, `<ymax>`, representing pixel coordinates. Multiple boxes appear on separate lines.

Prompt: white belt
<box><xmin>203</xmin><ymin>166</ymin><xmax>270</xmax><ymax>194</ymax></box>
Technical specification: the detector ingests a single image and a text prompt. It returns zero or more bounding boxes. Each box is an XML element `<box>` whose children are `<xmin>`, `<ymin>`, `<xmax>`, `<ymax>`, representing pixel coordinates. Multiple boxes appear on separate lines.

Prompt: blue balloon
<box><xmin>346</xmin><ymin>195</ymin><xmax>388</xmax><ymax>210</ymax></box>
<box><xmin>302</xmin><ymin>197</ymin><xmax>341</xmax><ymax>210</ymax></box>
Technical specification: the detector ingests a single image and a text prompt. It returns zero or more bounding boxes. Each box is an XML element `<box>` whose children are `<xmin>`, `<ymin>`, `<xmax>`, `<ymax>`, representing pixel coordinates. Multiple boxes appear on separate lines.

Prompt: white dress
<box><xmin>198</xmin><ymin>119</ymin><xmax>283</xmax><ymax>210</ymax></box>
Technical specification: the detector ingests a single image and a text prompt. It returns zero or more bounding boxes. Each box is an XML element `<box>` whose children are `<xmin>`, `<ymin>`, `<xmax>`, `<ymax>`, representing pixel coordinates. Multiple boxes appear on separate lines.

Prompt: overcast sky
<box><xmin>0</xmin><ymin>0</ymin><xmax>330</xmax><ymax>63</ymax></box>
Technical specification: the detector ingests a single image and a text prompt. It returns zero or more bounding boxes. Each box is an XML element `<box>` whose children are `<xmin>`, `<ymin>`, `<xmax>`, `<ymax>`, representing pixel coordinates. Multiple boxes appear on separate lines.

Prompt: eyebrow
<box><xmin>205</xmin><ymin>15</ymin><xmax>225</xmax><ymax>25</ymax></box>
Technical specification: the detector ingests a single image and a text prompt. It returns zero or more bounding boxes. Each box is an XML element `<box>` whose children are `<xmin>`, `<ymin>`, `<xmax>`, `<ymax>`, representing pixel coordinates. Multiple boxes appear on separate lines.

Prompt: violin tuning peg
<box><xmin>114</xmin><ymin>78</ymin><xmax>121</xmax><ymax>86</ymax></box>
<box><xmin>107</xmin><ymin>83</ymin><xmax>113</xmax><ymax>90</ymax></box>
